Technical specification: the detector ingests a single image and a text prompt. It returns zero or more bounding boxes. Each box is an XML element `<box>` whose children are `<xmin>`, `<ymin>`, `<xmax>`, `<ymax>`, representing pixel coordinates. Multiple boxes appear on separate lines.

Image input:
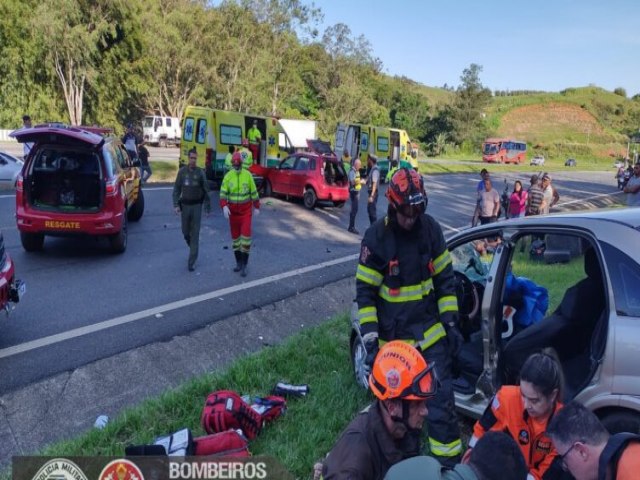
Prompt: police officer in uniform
<box><xmin>173</xmin><ymin>147</ymin><xmax>211</xmax><ymax>271</ymax></box>
<box><xmin>356</xmin><ymin>168</ymin><xmax>464</xmax><ymax>467</ymax></box>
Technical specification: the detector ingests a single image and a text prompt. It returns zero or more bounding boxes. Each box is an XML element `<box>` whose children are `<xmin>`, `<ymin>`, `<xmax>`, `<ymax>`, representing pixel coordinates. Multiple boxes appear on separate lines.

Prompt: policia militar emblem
<box><xmin>29</xmin><ymin>458</ymin><xmax>89</xmax><ymax>480</ymax></box>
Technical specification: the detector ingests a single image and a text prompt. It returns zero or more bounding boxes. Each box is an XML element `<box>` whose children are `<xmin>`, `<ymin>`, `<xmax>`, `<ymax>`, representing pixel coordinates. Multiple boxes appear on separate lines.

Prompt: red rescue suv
<box><xmin>262</xmin><ymin>139</ymin><xmax>349</xmax><ymax>209</ymax></box>
<box><xmin>11</xmin><ymin>125</ymin><xmax>144</xmax><ymax>253</ymax></box>
<box><xmin>0</xmin><ymin>229</ymin><xmax>24</xmax><ymax>314</ymax></box>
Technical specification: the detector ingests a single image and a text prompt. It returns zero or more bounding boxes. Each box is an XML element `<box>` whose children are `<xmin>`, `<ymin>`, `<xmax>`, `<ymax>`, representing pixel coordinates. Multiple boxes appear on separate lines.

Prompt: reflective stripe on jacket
<box><xmin>220</xmin><ymin>169</ymin><xmax>260</xmax><ymax>214</ymax></box>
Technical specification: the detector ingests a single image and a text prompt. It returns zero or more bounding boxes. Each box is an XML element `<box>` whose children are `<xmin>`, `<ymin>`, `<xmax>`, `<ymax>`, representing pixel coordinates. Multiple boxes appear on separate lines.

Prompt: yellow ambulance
<box><xmin>179</xmin><ymin>106</ymin><xmax>295</xmax><ymax>185</ymax></box>
<box><xmin>335</xmin><ymin>123</ymin><xmax>417</xmax><ymax>179</ymax></box>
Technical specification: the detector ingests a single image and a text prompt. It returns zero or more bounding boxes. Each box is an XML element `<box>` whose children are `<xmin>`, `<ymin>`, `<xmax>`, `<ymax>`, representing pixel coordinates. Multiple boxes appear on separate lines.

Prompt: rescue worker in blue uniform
<box><xmin>355</xmin><ymin>168</ymin><xmax>463</xmax><ymax>467</ymax></box>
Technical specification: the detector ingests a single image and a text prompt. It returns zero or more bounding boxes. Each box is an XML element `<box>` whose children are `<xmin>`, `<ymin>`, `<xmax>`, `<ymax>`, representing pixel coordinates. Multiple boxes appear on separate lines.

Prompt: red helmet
<box><xmin>386</xmin><ymin>168</ymin><xmax>426</xmax><ymax>215</ymax></box>
<box><xmin>241</xmin><ymin>138</ymin><xmax>249</xmax><ymax>147</ymax></box>
<box><xmin>369</xmin><ymin>341</ymin><xmax>437</xmax><ymax>401</ymax></box>
<box><xmin>232</xmin><ymin>151</ymin><xmax>242</xmax><ymax>168</ymax></box>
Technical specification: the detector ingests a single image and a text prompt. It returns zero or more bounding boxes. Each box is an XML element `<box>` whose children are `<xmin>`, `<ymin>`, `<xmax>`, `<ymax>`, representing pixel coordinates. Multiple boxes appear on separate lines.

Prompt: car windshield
<box><xmin>483</xmin><ymin>144</ymin><xmax>499</xmax><ymax>154</ymax></box>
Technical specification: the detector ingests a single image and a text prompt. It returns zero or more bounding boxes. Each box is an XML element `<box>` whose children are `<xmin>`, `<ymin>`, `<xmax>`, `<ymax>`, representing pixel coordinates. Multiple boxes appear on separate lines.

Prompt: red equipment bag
<box><xmin>193</xmin><ymin>430</ymin><xmax>250</xmax><ymax>458</ymax></box>
<box><xmin>200</xmin><ymin>390</ymin><xmax>286</xmax><ymax>440</ymax></box>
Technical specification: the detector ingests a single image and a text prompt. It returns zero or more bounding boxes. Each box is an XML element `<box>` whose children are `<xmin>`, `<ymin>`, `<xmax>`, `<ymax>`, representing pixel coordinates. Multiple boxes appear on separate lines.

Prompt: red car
<box><xmin>263</xmin><ymin>140</ymin><xmax>349</xmax><ymax>209</ymax></box>
<box><xmin>12</xmin><ymin>125</ymin><xmax>144</xmax><ymax>253</ymax></box>
<box><xmin>0</xmin><ymin>229</ymin><xmax>24</xmax><ymax>314</ymax></box>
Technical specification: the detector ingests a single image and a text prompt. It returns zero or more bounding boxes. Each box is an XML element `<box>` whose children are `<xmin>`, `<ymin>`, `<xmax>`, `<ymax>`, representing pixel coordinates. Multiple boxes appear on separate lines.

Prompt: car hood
<box><xmin>10</xmin><ymin>126</ymin><xmax>105</xmax><ymax>148</ymax></box>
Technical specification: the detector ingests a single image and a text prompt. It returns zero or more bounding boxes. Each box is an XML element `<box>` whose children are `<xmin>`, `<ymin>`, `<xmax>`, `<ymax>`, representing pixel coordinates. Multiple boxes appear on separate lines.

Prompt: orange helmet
<box><xmin>386</xmin><ymin>168</ymin><xmax>426</xmax><ymax>215</ymax></box>
<box><xmin>369</xmin><ymin>341</ymin><xmax>437</xmax><ymax>401</ymax></box>
<box><xmin>231</xmin><ymin>151</ymin><xmax>242</xmax><ymax>168</ymax></box>
<box><xmin>241</xmin><ymin>138</ymin><xmax>249</xmax><ymax>146</ymax></box>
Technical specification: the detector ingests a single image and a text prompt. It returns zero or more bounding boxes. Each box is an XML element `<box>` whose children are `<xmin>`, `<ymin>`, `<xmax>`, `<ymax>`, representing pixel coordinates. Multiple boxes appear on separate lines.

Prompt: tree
<box><xmin>33</xmin><ymin>0</ymin><xmax>133</xmax><ymax>125</ymax></box>
<box><xmin>614</xmin><ymin>87</ymin><xmax>627</xmax><ymax>98</ymax></box>
<box><xmin>139</xmin><ymin>0</ymin><xmax>219</xmax><ymax>121</ymax></box>
<box><xmin>449</xmin><ymin>64</ymin><xmax>492</xmax><ymax>145</ymax></box>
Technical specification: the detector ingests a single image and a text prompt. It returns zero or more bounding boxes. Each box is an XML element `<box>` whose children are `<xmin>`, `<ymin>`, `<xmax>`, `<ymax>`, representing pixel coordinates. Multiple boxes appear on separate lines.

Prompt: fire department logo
<box><xmin>518</xmin><ymin>429</ymin><xmax>530</xmax><ymax>445</ymax></box>
<box><xmin>386</xmin><ymin>368</ymin><xmax>401</xmax><ymax>389</ymax></box>
<box><xmin>30</xmin><ymin>458</ymin><xmax>89</xmax><ymax>480</ymax></box>
<box><xmin>360</xmin><ymin>245</ymin><xmax>371</xmax><ymax>263</ymax></box>
<box><xmin>99</xmin><ymin>459</ymin><xmax>144</xmax><ymax>480</ymax></box>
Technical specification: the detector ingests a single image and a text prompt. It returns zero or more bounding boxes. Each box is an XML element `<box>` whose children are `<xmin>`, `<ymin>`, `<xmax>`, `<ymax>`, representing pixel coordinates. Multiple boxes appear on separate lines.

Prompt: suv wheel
<box><xmin>263</xmin><ymin>180</ymin><xmax>273</xmax><ymax>197</ymax></box>
<box><xmin>350</xmin><ymin>335</ymin><xmax>370</xmax><ymax>390</ymax></box>
<box><xmin>128</xmin><ymin>189</ymin><xmax>145</xmax><ymax>222</ymax></box>
<box><xmin>20</xmin><ymin>232</ymin><xmax>44</xmax><ymax>252</ymax></box>
<box><xmin>109</xmin><ymin>213</ymin><xmax>128</xmax><ymax>254</ymax></box>
<box><xmin>303</xmin><ymin>188</ymin><xmax>317</xmax><ymax>210</ymax></box>
<box><xmin>159</xmin><ymin>138</ymin><xmax>167</xmax><ymax>148</ymax></box>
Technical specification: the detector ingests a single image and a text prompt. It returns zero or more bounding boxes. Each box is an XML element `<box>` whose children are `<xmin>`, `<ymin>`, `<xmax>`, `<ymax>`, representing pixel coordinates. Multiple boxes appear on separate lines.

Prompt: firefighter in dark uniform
<box><xmin>173</xmin><ymin>147</ymin><xmax>211</xmax><ymax>271</ymax></box>
<box><xmin>355</xmin><ymin>168</ymin><xmax>463</xmax><ymax>467</ymax></box>
<box><xmin>321</xmin><ymin>341</ymin><xmax>437</xmax><ymax>480</ymax></box>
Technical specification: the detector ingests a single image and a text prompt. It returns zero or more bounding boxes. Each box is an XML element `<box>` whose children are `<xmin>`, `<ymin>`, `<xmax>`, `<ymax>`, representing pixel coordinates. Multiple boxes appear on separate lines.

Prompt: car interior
<box><xmin>450</xmin><ymin>232</ymin><xmax>607</xmax><ymax>402</ymax></box>
<box><xmin>28</xmin><ymin>147</ymin><xmax>102</xmax><ymax>210</ymax></box>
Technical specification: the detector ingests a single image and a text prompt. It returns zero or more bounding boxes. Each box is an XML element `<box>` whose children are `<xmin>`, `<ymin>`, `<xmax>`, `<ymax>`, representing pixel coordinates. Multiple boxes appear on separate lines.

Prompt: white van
<box><xmin>142</xmin><ymin>115</ymin><xmax>181</xmax><ymax>147</ymax></box>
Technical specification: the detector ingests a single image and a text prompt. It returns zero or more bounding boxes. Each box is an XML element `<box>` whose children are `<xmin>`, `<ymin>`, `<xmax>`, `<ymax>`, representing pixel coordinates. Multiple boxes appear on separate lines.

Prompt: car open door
<box><xmin>335</xmin><ymin>123</ymin><xmax>348</xmax><ymax>161</ymax></box>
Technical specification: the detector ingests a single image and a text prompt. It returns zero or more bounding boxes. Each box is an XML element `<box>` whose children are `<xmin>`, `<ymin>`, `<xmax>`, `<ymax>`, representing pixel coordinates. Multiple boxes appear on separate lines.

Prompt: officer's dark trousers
<box><xmin>422</xmin><ymin>339</ymin><xmax>462</xmax><ymax>467</ymax></box>
<box><xmin>181</xmin><ymin>202</ymin><xmax>203</xmax><ymax>268</ymax></box>
<box><xmin>348</xmin><ymin>190</ymin><xmax>359</xmax><ymax>229</ymax></box>
<box><xmin>367</xmin><ymin>191</ymin><xmax>378</xmax><ymax>225</ymax></box>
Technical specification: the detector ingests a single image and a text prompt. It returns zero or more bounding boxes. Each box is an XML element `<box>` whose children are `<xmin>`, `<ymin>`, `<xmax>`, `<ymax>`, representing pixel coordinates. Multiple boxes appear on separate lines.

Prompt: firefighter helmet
<box><xmin>231</xmin><ymin>151</ymin><xmax>242</xmax><ymax>168</ymax></box>
<box><xmin>369</xmin><ymin>340</ymin><xmax>437</xmax><ymax>401</ymax></box>
<box><xmin>386</xmin><ymin>168</ymin><xmax>426</xmax><ymax>214</ymax></box>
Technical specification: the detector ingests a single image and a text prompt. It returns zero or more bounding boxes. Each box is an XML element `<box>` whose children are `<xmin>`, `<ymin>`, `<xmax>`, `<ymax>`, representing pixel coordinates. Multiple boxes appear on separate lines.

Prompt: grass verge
<box><xmin>27</xmin><ymin>315</ymin><xmax>370</xmax><ymax>480</ymax></box>
<box><xmin>148</xmin><ymin>160</ymin><xmax>179</xmax><ymax>183</ymax></box>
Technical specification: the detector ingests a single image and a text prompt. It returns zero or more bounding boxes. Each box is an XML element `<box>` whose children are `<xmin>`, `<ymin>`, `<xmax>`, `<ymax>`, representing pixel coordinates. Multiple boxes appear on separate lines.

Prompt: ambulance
<box><xmin>334</xmin><ymin>123</ymin><xmax>417</xmax><ymax>179</ymax></box>
<box><xmin>179</xmin><ymin>106</ymin><xmax>295</xmax><ymax>185</ymax></box>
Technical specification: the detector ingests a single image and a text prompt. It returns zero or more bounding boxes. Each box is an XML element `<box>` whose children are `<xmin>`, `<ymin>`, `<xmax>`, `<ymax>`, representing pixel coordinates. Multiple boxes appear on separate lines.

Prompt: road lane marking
<box><xmin>0</xmin><ymin>253</ymin><xmax>359</xmax><ymax>360</ymax></box>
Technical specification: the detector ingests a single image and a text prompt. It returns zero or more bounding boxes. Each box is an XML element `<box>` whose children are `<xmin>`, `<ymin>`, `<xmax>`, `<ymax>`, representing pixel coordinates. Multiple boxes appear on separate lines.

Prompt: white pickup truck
<box><xmin>142</xmin><ymin>115</ymin><xmax>181</xmax><ymax>147</ymax></box>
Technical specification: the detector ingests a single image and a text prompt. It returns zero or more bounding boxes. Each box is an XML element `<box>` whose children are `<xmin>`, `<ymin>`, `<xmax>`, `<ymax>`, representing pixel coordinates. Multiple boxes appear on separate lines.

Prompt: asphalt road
<box><xmin>0</xmin><ymin>168</ymin><xmax>621</xmax><ymax>394</ymax></box>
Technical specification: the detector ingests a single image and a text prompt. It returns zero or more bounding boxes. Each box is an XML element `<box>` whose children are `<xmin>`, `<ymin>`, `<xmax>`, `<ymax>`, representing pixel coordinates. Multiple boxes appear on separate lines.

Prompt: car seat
<box><xmin>502</xmin><ymin>247</ymin><xmax>604</xmax><ymax>383</ymax></box>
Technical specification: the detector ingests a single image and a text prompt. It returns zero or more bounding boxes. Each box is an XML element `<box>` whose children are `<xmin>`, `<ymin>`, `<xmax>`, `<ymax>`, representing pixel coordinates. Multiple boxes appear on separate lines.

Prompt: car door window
<box><xmin>294</xmin><ymin>157</ymin><xmax>309</xmax><ymax>171</ymax></box>
<box><xmin>601</xmin><ymin>242</ymin><xmax>640</xmax><ymax>317</ymax></box>
<box><xmin>279</xmin><ymin>156</ymin><xmax>296</xmax><ymax>170</ymax></box>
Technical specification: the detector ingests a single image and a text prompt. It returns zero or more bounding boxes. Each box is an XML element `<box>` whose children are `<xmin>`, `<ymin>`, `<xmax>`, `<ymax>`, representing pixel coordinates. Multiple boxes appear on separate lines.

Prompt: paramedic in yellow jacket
<box><xmin>220</xmin><ymin>151</ymin><xmax>260</xmax><ymax>277</ymax></box>
<box><xmin>247</xmin><ymin>120</ymin><xmax>262</xmax><ymax>162</ymax></box>
<box><xmin>239</xmin><ymin>138</ymin><xmax>254</xmax><ymax>169</ymax></box>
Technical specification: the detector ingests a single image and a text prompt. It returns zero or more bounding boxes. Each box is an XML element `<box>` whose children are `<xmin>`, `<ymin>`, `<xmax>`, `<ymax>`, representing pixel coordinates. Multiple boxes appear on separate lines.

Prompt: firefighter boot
<box><xmin>233</xmin><ymin>251</ymin><xmax>242</xmax><ymax>272</ymax></box>
<box><xmin>240</xmin><ymin>252</ymin><xmax>249</xmax><ymax>277</ymax></box>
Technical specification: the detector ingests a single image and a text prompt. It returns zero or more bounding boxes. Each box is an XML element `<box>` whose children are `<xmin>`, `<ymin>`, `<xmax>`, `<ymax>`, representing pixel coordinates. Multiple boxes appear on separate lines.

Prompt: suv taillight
<box><xmin>205</xmin><ymin>148</ymin><xmax>212</xmax><ymax>167</ymax></box>
<box><xmin>105</xmin><ymin>179</ymin><xmax>118</xmax><ymax>196</ymax></box>
<box><xmin>16</xmin><ymin>175</ymin><xmax>23</xmax><ymax>192</ymax></box>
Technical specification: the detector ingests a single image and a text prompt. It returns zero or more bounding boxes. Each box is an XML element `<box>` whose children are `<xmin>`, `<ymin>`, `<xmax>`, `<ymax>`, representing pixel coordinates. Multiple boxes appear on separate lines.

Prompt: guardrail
<box><xmin>0</xmin><ymin>130</ymin><xmax>18</xmax><ymax>142</ymax></box>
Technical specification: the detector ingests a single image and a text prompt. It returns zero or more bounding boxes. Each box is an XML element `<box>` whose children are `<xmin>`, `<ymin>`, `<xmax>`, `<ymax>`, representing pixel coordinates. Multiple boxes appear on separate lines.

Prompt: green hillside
<box><xmin>478</xmin><ymin>87</ymin><xmax>640</xmax><ymax>162</ymax></box>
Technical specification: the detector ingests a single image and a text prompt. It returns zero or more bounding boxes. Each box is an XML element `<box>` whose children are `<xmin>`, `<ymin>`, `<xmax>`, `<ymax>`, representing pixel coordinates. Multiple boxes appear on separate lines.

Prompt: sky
<box><xmin>310</xmin><ymin>0</ymin><xmax>640</xmax><ymax>96</ymax></box>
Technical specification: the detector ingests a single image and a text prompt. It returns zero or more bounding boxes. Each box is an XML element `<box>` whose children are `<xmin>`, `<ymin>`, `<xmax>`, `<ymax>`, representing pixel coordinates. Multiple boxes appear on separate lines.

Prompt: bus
<box><xmin>482</xmin><ymin>138</ymin><xmax>527</xmax><ymax>164</ymax></box>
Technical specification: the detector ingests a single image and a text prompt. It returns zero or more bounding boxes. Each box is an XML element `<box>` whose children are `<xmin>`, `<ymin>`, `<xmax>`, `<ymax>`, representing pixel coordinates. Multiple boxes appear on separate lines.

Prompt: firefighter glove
<box><xmin>362</xmin><ymin>332</ymin><xmax>379</xmax><ymax>371</ymax></box>
<box><xmin>445</xmin><ymin>322</ymin><xmax>464</xmax><ymax>357</ymax></box>
<box><xmin>223</xmin><ymin>205</ymin><xmax>231</xmax><ymax>219</ymax></box>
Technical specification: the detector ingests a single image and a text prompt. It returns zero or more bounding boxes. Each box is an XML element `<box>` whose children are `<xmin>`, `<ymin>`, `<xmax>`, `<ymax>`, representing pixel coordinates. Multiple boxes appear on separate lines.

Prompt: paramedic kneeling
<box><xmin>321</xmin><ymin>341</ymin><xmax>437</xmax><ymax>480</ymax></box>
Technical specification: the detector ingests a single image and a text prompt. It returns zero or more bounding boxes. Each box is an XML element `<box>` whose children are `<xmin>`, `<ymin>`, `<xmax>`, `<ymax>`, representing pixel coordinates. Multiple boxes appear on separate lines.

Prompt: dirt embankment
<box><xmin>497</xmin><ymin>102</ymin><xmax>607</xmax><ymax>144</ymax></box>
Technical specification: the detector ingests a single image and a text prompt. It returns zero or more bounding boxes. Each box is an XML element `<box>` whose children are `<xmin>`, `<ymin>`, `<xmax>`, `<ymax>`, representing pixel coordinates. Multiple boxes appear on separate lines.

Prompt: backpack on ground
<box><xmin>200</xmin><ymin>390</ymin><xmax>286</xmax><ymax>440</ymax></box>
